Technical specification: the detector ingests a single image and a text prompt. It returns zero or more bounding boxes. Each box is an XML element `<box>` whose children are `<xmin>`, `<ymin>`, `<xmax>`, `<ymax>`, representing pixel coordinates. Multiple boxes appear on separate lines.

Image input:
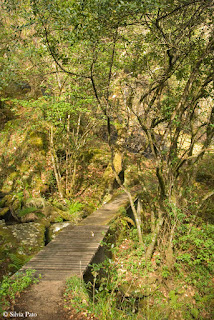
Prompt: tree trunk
<box><xmin>71</xmin><ymin>159</ymin><xmax>77</xmax><ymax>191</ymax></box>
<box><xmin>145</xmin><ymin>211</ymin><xmax>164</xmax><ymax>261</ymax></box>
<box><xmin>50</xmin><ymin>126</ymin><xmax>64</xmax><ymax>199</ymax></box>
<box><xmin>65</xmin><ymin>114</ymin><xmax>70</xmax><ymax>196</ymax></box>
<box><xmin>111</xmin><ymin>151</ymin><xmax>144</xmax><ymax>245</ymax></box>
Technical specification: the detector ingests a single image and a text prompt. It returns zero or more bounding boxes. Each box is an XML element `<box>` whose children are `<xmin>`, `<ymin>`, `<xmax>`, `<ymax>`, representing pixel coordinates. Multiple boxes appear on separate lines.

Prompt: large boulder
<box><xmin>0</xmin><ymin>221</ymin><xmax>45</xmax><ymax>278</ymax></box>
<box><xmin>19</xmin><ymin>197</ymin><xmax>46</xmax><ymax>223</ymax></box>
<box><xmin>6</xmin><ymin>222</ymin><xmax>46</xmax><ymax>254</ymax></box>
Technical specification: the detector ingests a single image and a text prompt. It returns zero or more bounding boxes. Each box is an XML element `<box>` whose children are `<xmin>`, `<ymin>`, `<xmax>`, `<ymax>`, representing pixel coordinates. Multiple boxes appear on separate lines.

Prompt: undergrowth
<box><xmin>64</xmin><ymin>219</ymin><xmax>214</xmax><ymax>319</ymax></box>
<box><xmin>0</xmin><ymin>269</ymin><xmax>39</xmax><ymax>314</ymax></box>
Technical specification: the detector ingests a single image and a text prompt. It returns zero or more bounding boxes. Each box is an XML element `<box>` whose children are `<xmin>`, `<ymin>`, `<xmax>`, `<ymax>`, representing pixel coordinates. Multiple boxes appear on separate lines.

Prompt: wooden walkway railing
<box><xmin>20</xmin><ymin>193</ymin><xmax>132</xmax><ymax>281</ymax></box>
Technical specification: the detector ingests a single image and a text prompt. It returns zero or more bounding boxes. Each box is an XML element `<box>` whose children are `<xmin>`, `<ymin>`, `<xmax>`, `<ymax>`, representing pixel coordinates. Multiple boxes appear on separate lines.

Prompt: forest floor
<box><xmin>8</xmin><ymin>277</ymin><xmax>99</xmax><ymax>320</ymax></box>
<box><xmin>8</xmin><ymin>280</ymin><xmax>97</xmax><ymax>320</ymax></box>
<box><xmin>10</xmin><ymin>281</ymin><xmax>68</xmax><ymax>320</ymax></box>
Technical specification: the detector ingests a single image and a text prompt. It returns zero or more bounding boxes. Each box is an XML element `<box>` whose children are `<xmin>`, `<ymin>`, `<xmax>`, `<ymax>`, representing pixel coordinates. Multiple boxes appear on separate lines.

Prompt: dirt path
<box><xmin>8</xmin><ymin>281</ymin><xmax>69</xmax><ymax>320</ymax></box>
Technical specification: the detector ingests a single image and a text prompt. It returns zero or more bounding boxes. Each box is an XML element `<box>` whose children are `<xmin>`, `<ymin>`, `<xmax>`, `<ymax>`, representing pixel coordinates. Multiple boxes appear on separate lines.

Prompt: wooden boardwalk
<box><xmin>20</xmin><ymin>193</ymin><xmax>131</xmax><ymax>281</ymax></box>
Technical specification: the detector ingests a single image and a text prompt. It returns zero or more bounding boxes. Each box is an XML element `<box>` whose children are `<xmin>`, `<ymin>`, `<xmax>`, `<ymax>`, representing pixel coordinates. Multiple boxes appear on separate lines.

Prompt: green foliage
<box><xmin>54</xmin><ymin>216</ymin><xmax>63</xmax><ymax>223</ymax></box>
<box><xmin>0</xmin><ymin>1</ymin><xmax>213</xmax><ymax>318</ymax></box>
<box><xmin>173</xmin><ymin>222</ymin><xmax>214</xmax><ymax>316</ymax></box>
<box><xmin>12</xmin><ymin>191</ymin><xmax>24</xmax><ymax>204</ymax></box>
<box><xmin>175</xmin><ymin>223</ymin><xmax>214</xmax><ymax>273</ymax></box>
<box><xmin>161</xmin><ymin>266</ymin><xmax>170</xmax><ymax>279</ymax></box>
<box><xmin>17</xmin><ymin>206</ymin><xmax>39</xmax><ymax>217</ymax></box>
<box><xmin>7</xmin><ymin>253</ymin><xmax>27</xmax><ymax>271</ymax></box>
<box><xmin>64</xmin><ymin>263</ymin><xmax>139</xmax><ymax>319</ymax></box>
<box><xmin>64</xmin><ymin>276</ymin><xmax>90</xmax><ymax>313</ymax></box>
<box><xmin>0</xmin><ymin>269</ymin><xmax>39</xmax><ymax>313</ymax></box>
<box><xmin>66</xmin><ymin>200</ymin><xmax>83</xmax><ymax>215</ymax></box>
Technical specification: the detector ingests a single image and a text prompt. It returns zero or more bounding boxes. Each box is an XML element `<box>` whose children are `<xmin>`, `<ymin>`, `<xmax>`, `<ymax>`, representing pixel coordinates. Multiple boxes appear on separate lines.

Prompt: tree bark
<box><xmin>145</xmin><ymin>211</ymin><xmax>164</xmax><ymax>262</ymax></box>
<box><xmin>50</xmin><ymin>126</ymin><xmax>64</xmax><ymax>199</ymax></box>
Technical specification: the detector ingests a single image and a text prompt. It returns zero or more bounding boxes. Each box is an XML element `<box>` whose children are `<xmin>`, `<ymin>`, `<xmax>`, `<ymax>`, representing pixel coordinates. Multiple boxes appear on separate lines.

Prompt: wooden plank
<box><xmin>28</xmin><ymin>251</ymin><xmax>95</xmax><ymax>263</ymax></box>
<box><xmin>47</xmin><ymin>241</ymin><xmax>103</xmax><ymax>246</ymax></box>
<box><xmin>22</xmin><ymin>266</ymin><xmax>88</xmax><ymax>275</ymax></box>
<box><xmin>25</xmin><ymin>256</ymin><xmax>94</xmax><ymax>262</ymax></box>
<box><xmin>26</xmin><ymin>261</ymin><xmax>91</xmax><ymax>265</ymax></box>
<box><xmin>26</xmin><ymin>259</ymin><xmax>93</xmax><ymax>264</ymax></box>
<box><xmin>29</xmin><ymin>252</ymin><xmax>95</xmax><ymax>258</ymax></box>
<box><xmin>23</xmin><ymin>266</ymin><xmax>89</xmax><ymax>270</ymax></box>
<box><xmin>35</xmin><ymin>244</ymin><xmax>100</xmax><ymax>249</ymax></box>
<box><xmin>21</xmin><ymin>267</ymin><xmax>83</xmax><ymax>272</ymax></box>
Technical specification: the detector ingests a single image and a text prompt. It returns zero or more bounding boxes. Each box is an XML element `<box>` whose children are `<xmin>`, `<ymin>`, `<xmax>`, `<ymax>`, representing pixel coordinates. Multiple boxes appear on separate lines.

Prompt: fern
<box><xmin>68</xmin><ymin>201</ymin><xmax>83</xmax><ymax>215</ymax></box>
<box><xmin>8</xmin><ymin>253</ymin><xmax>25</xmax><ymax>271</ymax></box>
<box><xmin>17</xmin><ymin>206</ymin><xmax>38</xmax><ymax>217</ymax></box>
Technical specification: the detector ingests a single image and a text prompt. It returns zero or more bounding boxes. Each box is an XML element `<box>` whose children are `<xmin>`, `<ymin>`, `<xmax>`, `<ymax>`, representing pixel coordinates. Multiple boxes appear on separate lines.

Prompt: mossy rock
<box><xmin>54</xmin><ymin>207</ymin><xmax>76</xmax><ymax>222</ymax></box>
<box><xmin>1</xmin><ymin>194</ymin><xmax>22</xmax><ymax>220</ymax></box>
<box><xmin>17</xmin><ymin>198</ymin><xmax>47</xmax><ymax>222</ymax></box>
<box><xmin>0</xmin><ymin>221</ymin><xmax>46</xmax><ymax>278</ymax></box>
<box><xmin>0</xmin><ymin>223</ymin><xmax>20</xmax><ymax>277</ymax></box>
<box><xmin>19</xmin><ymin>163</ymin><xmax>29</xmax><ymax>173</ymax></box>
<box><xmin>3</xmin><ymin>194</ymin><xmax>16</xmax><ymax>206</ymax></box>
<box><xmin>19</xmin><ymin>210</ymin><xmax>45</xmax><ymax>223</ymax></box>
<box><xmin>26</xmin><ymin>197</ymin><xmax>46</xmax><ymax>209</ymax></box>
<box><xmin>7</xmin><ymin>222</ymin><xmax>45</xmax><ymax>254</ymax></box>
<box><xmin>2</xmin><ymin>172</ymin><xmax>19</xmax><ymax>192</ymax></box>
<box><xmin>0</xmin><ymin>207</ymin><xmax>10</xmax><ymax>217</ymax></box>
<box><xmin>12</xmin><ymin>199</ymin><xmax>21</xmax><ymax>211</ymax></box>
<box><xmin>2</xmin><ymin>181</ymin><xmax>13</xmax><ymax>193</ymax></box>
<box><xmin>0</xmin><ymin>224</ymin><xmax>18</xmax><ymax>255</ymax></box>
<box><xmin>0</xmin><ymin>198</ymin><xmax>6</xmax><ymax>208</ymax></box>
<box><xmin>42</xmin><ymin>205</ymin><xmax>73</xmax><ymax>223</ymax></box>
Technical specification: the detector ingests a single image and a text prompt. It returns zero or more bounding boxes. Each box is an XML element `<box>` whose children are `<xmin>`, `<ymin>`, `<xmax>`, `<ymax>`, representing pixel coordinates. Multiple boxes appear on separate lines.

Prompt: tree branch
<box><xmin>42</xmin><ymin>23</ymin><xmax>90</xmax><ymax>79</ymax></box>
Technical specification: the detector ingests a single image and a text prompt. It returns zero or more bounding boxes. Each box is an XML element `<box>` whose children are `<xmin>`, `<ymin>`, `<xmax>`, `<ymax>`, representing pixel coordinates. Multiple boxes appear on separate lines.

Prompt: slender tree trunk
<box><xmin>50</xmin><ymin>126</ymin><xmax>64</xmax><ymax>198</ymax></box>
<box><xmin>150</xmin><ymin>211</ymin><xmax>156</xmax><ymax>232</ymax></box>
<box><xmin>71</xmin><ymin>159</ymin><xmax>77</xmax><ymax>191</ymax></box>
<box><xmin>65</xmin><ymin>114</ymin><xmax>70</xmax><ymax>195</ymax></box>
<box><xmin>145</xmin><ymin>210</ymin><xmax>164</xmax><ymax>261</ymax></box>
<box><xmin>111</xmin><ymin>150</ymin><xmax>144</xmax><ymax>245</ymax></box>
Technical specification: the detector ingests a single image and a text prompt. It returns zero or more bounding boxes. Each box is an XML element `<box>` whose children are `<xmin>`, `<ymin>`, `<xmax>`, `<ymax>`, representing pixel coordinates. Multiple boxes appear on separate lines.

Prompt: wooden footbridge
<box><xmin>10</xmin><ymin>193</ymin><xmax>137</xmax><ymax>319</ymax></box>
<box><xmin>20</xmin><ymin>193</ymin><xmax>133</xmax><ymax>281</ymax></box>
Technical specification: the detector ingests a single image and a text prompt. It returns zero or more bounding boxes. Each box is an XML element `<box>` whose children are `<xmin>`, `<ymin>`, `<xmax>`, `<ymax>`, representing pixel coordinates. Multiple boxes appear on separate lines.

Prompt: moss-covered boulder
<box><xmin>0</xmin><ymin>207</ymin><xmax>10</xmax><ymax>217</ymax></box>
<box><xmin>19</xmin><ymin>197</ymin><xmax>46</xmax><ymax>223</ymax></box>
<box><xmin>0</xmin><ymin>194</ymin><xmax>22</xmax><ymax>221</ymax></box>
<box><xmin>0</xmin><ymin>221</ymin><xmax>45</xmax><ymax>279</ymax></box>
<box><xmin>0</xmin><ymin>221</ymin><xmax>19</xmax><ymax>278</ymax></box>
<box><xmin>7</xmin><ymin>222</ymin><xmax>45</xmax><ymax>254</ymax></box>
<box><xmin>42</xmin><ymin>205</ymin><xmax>78</xmax><ymax>224</ymax></box>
